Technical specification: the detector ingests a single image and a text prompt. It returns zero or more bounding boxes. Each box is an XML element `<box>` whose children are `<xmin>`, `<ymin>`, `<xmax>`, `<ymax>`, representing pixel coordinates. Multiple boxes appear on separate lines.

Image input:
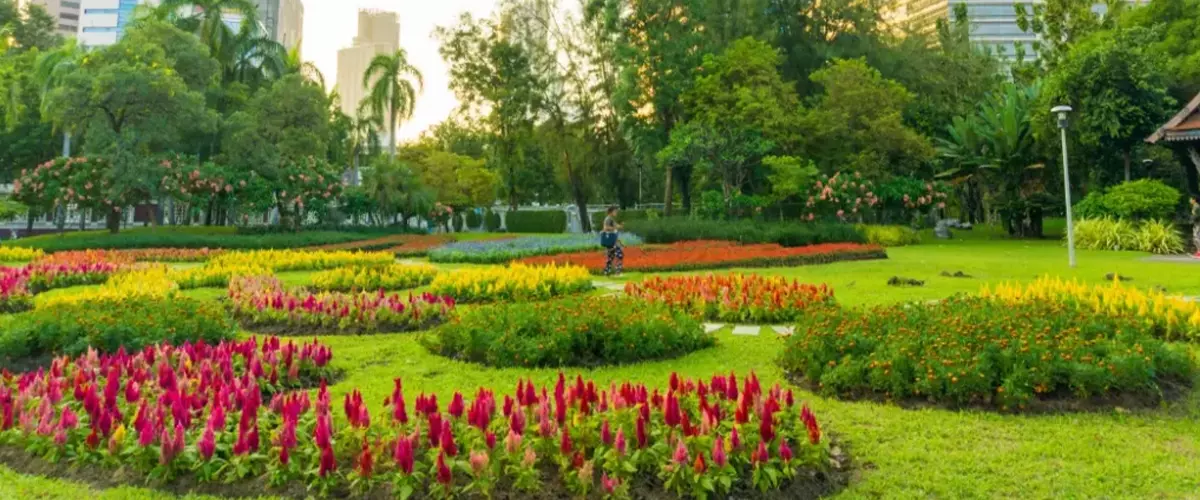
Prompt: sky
<box><xmin>300</xmin><ymin>0</ymin><xmax>496</xmax><ymax>142</ymax></box>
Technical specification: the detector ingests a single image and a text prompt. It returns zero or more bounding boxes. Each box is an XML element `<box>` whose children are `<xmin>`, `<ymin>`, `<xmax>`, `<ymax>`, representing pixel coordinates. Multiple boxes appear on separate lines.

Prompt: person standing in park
<box><xmin>1191</xmin><ymin>198</ymin><xmax>1200</xmax><ymax>258</ymax></box>
<box><xmin>601</xmin><ymin>206</ymin><xmax>624</xmax><ymax>276</ymax></box>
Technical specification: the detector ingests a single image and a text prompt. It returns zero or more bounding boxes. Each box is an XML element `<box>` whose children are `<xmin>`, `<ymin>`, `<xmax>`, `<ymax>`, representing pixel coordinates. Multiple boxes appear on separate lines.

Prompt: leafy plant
<box><xmin>1134</xmin><ymin>219</ymin><xmax>1185</xmax><ymax>254</ymax></box>
<box><xmin>423</xmin><ymin>296</ymin><xmax>713</xmax><ymax>367</ymax></box>
<box><xmin>625</xmin><ymin>218</ymin><xmax>865</xmax><ymax>246</ymax></box>
<box><xmin>311</xmin><ymin>264</ymin><xmax>439</xmax><ymax>292</ymax></box>
<box><xmin>428</xmin><ymin>264</ymin><xmax>592</xmax><ymax>303</ymax></box>
<box><xmin>856</xmin><ymin>225</ymin><xmax>921</xmax><ymax>246</ymax></box>
<box><xmin>625</xmin><ymin>274</ymin><xmax>835</xmax><ymax>323</ymax></box>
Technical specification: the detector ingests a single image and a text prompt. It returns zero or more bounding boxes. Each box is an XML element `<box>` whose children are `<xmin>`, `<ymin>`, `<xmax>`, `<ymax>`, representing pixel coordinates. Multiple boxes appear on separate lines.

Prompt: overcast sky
<box><xmin>300</xmin><ymin>0</ymin><xmax>495</xmax><ymax>141</ymax></box>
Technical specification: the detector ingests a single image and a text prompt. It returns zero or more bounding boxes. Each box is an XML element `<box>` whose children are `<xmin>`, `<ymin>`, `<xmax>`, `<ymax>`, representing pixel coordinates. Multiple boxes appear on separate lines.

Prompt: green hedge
<box><xmin>485</xmin><ymin>211</ymin><xmax>503</xmax><ymax>232</ymax></box>
<box><xmin>422</xmin><ymin>296</ymin><xmax>713</xmax><ymax>368</ymax></box>
<box><xmin>465</xmin><ymin>209</ymin><xmax>483</xmax><ymax>230</ymax></box>
<box><xmin>236</xmin><ymin>224</ymin><xmax>421</xmax><ymax>235</ymax></box>
<box><xmin>0</xmin><ymin>296</ymin><xmax>236</xmax><ymax>368</ymax></box>
<box><xmin>1073</xmin><ymin>179</ymin><xmax>1181</xmax><ymax>221</ymax></box>
<box><xmin>4</xmin><ymin>227</ymin><xmax>378</xmax><ymax>252</ymax></box>
<box><xmin>505</xmin><ymin>210</ymin><xmax>567</xmax><ymax>233</ymax></box>
<box><xmin>589</xmin><ymin>208</ymin><xmax>662</xmax><ymax>229</ymax></box>
<box><xmin>625</xmin><ymin>217</ymin><xmax>866</xmax><ymax>246</ymax></box>
<box><xmin>856</xmin><ymin>225</ymin><xmax>921</xmax><ymax>246</ymax></box>
<box><xmin>777</xmin><ymin>297</ymin><xmax>1194</xmax><ymax>411</ymax></box>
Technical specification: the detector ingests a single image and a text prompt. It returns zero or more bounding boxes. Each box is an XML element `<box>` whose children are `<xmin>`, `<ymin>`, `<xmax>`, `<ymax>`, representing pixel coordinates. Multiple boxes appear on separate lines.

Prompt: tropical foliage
<box><xmin>428</xmin><ymin>264</ymin><xmax>592</xmax><ymax>303</ymax></box>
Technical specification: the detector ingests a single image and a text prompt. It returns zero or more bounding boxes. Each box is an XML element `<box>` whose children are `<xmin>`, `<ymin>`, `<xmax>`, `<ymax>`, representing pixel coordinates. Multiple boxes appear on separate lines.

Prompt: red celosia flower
<box><xmin>635</xmin><ymin>416</ymin><xmax>647</xmax><ymax>449</ymax></box>
<box><xmin>357</xmin><ymin>440</ymin><xmax>374</xmax><ymax>478</ymax></box>
<box><xmin>672</xmin><ymin>440</ymin><xmax>689</xmax><ymax>465</ymax></box>
<box><xmin>394</xmin><ymin>436</ymin><xmax>415</xmax><ymax>474</ymax></box>
<box><xmin>470</xmin><ymin>450</ymin><xmax>490</xmax><ymax>474</ymax></box>
<box><xmin>560</xmin><ymin>428</ymin><xmax>573</xmax><ymax>455</ymax></box>
<box><xmin>600</xmin><ymin>419</ymin><xmax>612</xmax><ymax>446</ymax></box>
<box><xmin>436</xmin><ymin>452</ymin><xmax>453</xmax><ymax>486</ymax></box>
<box><xmin>602</xmin><ymin>473</ymin><xmax>620</xmax><ymax>494</ymax></box>
<box><xmin>712</xmin><ymin>435</ymin><xmax>727</xmax><ymax>467</ymax></box>
<box><xmin>779</xmin><ymin>440</ymin><xmax>794</xmax><ymax>462</ymax></box>
<box><xmin>801</xmin><ymin>404</ymin><xmax>821</xmax><ymax>444</ymax></box>
<box><xmin>440</xmin><ymin>420</ymin><xmax>458</xmax><ymax>457</ymax></box>
<box><xmin>730</xmin><ymin>427</ymin><xmax>742</xmax><ymax>451</ymax></box>
<box><xmin>319</xmin><ymin>445</ymin><xmax>336</xmax><ymax>477</ymax></box>
<box><xmin>693</xmin><ymin>453</ymin><xmax>707</xmax><ymax>473</ymax></box>
<box><xmin>449</xmin><ymin>392</ymin><xmax>464</xmax><ymax>418</ymax></box>
<box><xmin>485</xmin><ymin>431</ymin><xmax>496</xmax><ymax>449</ymax></box>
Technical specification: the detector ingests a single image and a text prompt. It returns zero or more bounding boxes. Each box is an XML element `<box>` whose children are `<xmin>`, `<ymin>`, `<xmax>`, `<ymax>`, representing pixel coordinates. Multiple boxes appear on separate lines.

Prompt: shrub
<box><xmin>625</xmin><ymin>218</ymin><xmax>865</xmax><ymax>246</ymax></box>
<box><xmin>0</xmin><ymin>295</ymin><xmax>236</xmax><ymax>365</ymax></box>
<box><xmin>1071</xmin><ymin>179</ymin><xmax>1181</xmax><ymax>221</ymax></box>
<box><xmin>3</xmin><ymin>227</ymin><xmax>378</xmax><ymax>252</ymax></box>
<box><xmin>856</xmin><ymin>225</ymin><xmax>920</xmax><ymax>246</ymax></box>
<box><xmin>520</xmin><ymin>241</ymin><xmax>886</xmax><ymax>274</ymax></box>
<box><xmin>778</xmin><ymin>297</ymin><xmax>1194</xmax><ymax>410</ymax></box>
<box><xmin>1072</xmin><ymin>218</ymin><xmax>1183</xmax><ymax>254</ymax></box>
<box><xmin>589</xmin><ymin>208</ymin><xmax>662</xmax><ymax>229</ymax></box>
<box><xmin>310</xmin><ymin>264</ymin><xmax>439</xmax><ymax>292</ymax></box>
<box><xmin>169</xmin><ymin>261</ymin><xmax>270</xmax><ymax>289</ymax></box>
<box><xmin>504</xmin><ymin>210</ymin><xmax>567</xmax><ymax>233</ymax></box>
<box><xmin>1134</xmin><ymin>219</ymin><xmax>1185</xmax><ymax>254</ymax></box>
<box><xmin>424</xmin><ymin>296</ymin><xmax>713</xmax><ymax>367</ymax></box>
<box><xmin>228</xmin><ymin>276</ymin><xmax>455</xmax><ymax>334</ymax></box>
<box><xmin>0</xmin><ymin>368</ymin><xmax>835</xmax><ymax>499</ymax></box>
<box><xmin>465</xmin><ymin>208</ymin><xmax>483</xmax><ymax>229</ymax></box>
<box><xmin>428</xmin><ymin>263</ymin><xmax>592</xmax><ymax>303</ymax></box>
<box><xmin>115</xmin><ymin>248</ymin><xmax>224</xmax><ymax>262</ymax></box>
<box><xmin>0</xmin><ymin>247</ymin><xmax>43</xmax><ymax>262</ymax></box>
<box><xmin>625</xmin><ymin>274</ymin><xmax>835</xmax><ymax>323</ymax></box>
<box><xmin>428</xmin><ymin>234</ymin><xmax>642</xmax><ymax>264</ymax></box>
<box><xmin>982</xmin><ymin>277</ymin><xmax>1200</xmax><ymax>341</ymax></box>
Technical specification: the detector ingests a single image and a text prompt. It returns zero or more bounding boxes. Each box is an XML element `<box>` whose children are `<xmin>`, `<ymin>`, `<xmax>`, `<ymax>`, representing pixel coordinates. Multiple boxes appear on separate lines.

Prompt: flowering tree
<box><xmin>800</xmin><ymin>172</ymin><xmax>879</xmax><ymax>223</ymax></box>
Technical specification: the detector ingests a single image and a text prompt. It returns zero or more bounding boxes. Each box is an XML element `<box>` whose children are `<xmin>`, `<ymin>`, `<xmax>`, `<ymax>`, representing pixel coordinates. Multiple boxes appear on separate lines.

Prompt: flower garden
<box><xmin>0</xmin><ymin>225</ymin><xmax>1198</xmax><ymax>498</ymax></box>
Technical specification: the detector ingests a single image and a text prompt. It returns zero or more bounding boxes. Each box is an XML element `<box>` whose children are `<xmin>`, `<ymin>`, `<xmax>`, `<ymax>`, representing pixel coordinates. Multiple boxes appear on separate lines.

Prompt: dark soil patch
<box><xmin>783</xmin><ymin>371</ymin><xmax>1194</xmax><ymax>414</ymax></box>
<box><xmin>0</xmin><ymin>438</ymin><xmax>854</xmax><ymax>499</ymax></box>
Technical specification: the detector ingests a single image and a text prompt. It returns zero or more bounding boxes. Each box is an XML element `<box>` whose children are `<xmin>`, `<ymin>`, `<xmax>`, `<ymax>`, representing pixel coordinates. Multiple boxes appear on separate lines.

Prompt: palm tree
<box><xmin>152</xmin><ymin>0</ymin><xmax>259</xmax><ymax>56</ymax></box>
<box><xmin>217</xmin><ymin>25</ymin><xmax>286</xmax><ymax>86</ymax></box>
<box><xmin>283</xmin><ymin>44</ymin><xmax>324</xmax><ymax>90</ymax></box>
<box><xmin>362</xmin><ymin>49</ymin><xmax>423</xmax><ymax>158</ymax></box>
<box><xmin>32</xmin><ymin>41</ymin><xmax>82</xmax><ymax>157</ymax></box>
<box><xmin>363</xmin><ymin>158</ymin><xmax>432</xmax><ymax>225</ymax></box>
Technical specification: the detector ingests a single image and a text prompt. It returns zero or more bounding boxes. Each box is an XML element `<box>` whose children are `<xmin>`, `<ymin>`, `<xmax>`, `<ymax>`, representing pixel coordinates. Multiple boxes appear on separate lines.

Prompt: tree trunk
<box><xmin>564</xmin><ymin>150</ymin><xmax>591</xmax><ymax>233</ymax></box>
<box><xmin>79</xmin><ymin>209</ymin><xmax>86</xmax><ymax>231</ymax></box>
<box><xmin>662</xmin><ymin>167</ymin><xmax>674</xmax><ymax>217</ymax></box>
<box><xmin>679</xmin><ymin>170</ymin><xmax>693</xmax><ymax>215</ymax></box>
<box><xmin>61</xmin><ymin>131</ymin><xmax>71</xmax><ymax>157</ymax></box>
<box><xmin>1123</xmin><ymin>151</ymin><xmax>1131</xmax><ymax>182</ymax></box>
<box><xmin>26</xmin><ymin>210</ymin><xmax>34</xmax><ymax>234</ymax></box>
<box><xmin>389</xmin><ymin>114</ymin><xmax>398</xmax><ymax>158</ymax></box>
<box><xmin>106</xmin><ymin>209</ymin><xmax>121</xmax><ymax>234</ymax></box>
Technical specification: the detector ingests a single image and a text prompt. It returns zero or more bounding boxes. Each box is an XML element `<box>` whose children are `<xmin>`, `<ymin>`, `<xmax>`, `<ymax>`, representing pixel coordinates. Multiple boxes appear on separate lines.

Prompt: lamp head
<box><xmin>1052</xmin><ymin>105</ymin><xmax>1072</xmax><ymax>129</ymax></box>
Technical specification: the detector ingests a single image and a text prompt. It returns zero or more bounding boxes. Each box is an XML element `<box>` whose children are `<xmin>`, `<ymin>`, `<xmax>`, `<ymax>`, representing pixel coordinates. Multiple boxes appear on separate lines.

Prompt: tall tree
<box><xmin>1014</xmin><ymin>0</ymin><xmax>1125</xmax><ymax>72</ymax></box>
<box><xmin>362</xmin><ymin>49</ymin><xmax>423</xmax><ymax>158</ymax></box>
<box><xmin>1040</xmin><ymin>27</ymin><xmax>1175</xmax><ymax>184</ymax></box>
<box><xmin>153</xmin><ymin>0</ymin><xmax>260</xmax><ymax>56</ymax></box>
<box><xmin>1120</xmin><ymin>0</ymin><xmax>1200</xmax><ymax>101</ymax></box>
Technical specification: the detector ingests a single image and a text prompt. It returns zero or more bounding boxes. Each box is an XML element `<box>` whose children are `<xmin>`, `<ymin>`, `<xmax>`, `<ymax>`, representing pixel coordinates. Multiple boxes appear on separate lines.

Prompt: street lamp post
<box><xmin>1053</xmin><ymin>105</ymin><xmax>1076</xmax><ymax>268</ymax></box>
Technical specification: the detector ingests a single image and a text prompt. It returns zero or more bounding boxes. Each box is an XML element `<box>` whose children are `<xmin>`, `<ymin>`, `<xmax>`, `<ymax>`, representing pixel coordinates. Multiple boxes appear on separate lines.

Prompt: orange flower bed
<box><xmin>518</xmin><ymin>241</ymin><xmax>886</xmax><ymax>273</ymax></box>
<box><xmin>306</xmin><ymin>234</ymin><xmax>455</xmax><ymax>255</ymax></box>
<box><xmin>625</xmin><ymin>274</ymin><xmax>834</xmax><ymax>323</ymax></box>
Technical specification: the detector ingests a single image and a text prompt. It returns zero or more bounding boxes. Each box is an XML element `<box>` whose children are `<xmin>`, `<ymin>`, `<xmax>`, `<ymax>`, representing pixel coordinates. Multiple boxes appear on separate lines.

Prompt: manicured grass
<box><xmin>3</xmin><ymin>233</ymin><xmax>1199</xmax><ymax>498</ymax></box>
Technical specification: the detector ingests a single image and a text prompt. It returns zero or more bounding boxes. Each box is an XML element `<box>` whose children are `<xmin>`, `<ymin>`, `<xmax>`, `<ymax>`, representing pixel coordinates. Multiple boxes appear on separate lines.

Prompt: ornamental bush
<box><xmin>310</xmin><ymin>263</ymin><xmax>439</xmax><ymax>292</ymax></box>
<box><xmin>0</xmin><ymin>295</ymin><xmax>236</xmax><ymax>367</ymax></box>
<box><xmin>625</xmin><ymin>218</ymin><xmax>865</xmax><ymax>246</ymax></box>
<box><xmin>855</xmin><ymin>225</ymin><xmax>921</xmax><ymax>247</ymax></box>
<box><xmin>207</xmin><ymin>249</ymin><xmax>395</xmax><ymax>272</ymax></box>
<box><xmin>0</xmin><ymin>247</ymin><xmax>44</xmax><ymax>262</ymax></box>
<box><xmin>1071</xmin><ymin>218</ymin><xmax>1184</xmax><ymax>254</ymax></box>
<box><xmin>428</xmin><ymin>263</ymin><xmax>592</xmax><ymax>303</ymax></box>
<box><xmin>1072</xmin><ymin>179</ymin><xmax>1181</xmax><ymax>221</ymax></box>
<box><xmin>505</xmin><ymin>210</ymin><xmax>568</xmax><ymax>233</ymax></box>
<box><xmin>625</xmin><ymin>274</ymin><xmax>835</xmax><ymax>324</ymax></box>
<box><xmin>2</xmin><ymin>227</ymin><xmax>377</xmax><ymax>252</ymax></box>
<box><xmin>778</xmin><ymin>296</ymin><xmax>1194</xmax><ymax>410</ymax></box>
<box><xmin>0</xmin><ymin>367</ymin><xmax>837</xmax><ymax>498</ymax></box>
<box><xmin>423</xmin><ymin>296</ymin><xmax>714</xmax><ymax>367</ymax></box>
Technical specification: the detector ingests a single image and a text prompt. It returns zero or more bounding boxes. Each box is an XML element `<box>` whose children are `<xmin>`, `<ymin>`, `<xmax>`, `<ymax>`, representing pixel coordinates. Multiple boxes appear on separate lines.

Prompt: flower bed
<box><xmin>309</xmin><ymin>234</ymin><xmax>456</xmax><ymax>256</ymax></box>
<box><xmin>228</xmin><ymin>276</ymin><xmax>455</xmax><ymax>335</ymax></box>
<box><xmin>33</xmin><ymin>249</ymin><xmax>134</xmax><ymax>266</ymax></box>
<box><xmin>424</xmin><ymin>296</ymin><xmax>713</xmax><ymax>367</ymax></box>
<box><xmin>116</xmin><ymin>248</ymin><xmax>224</xmax><ymax>262</ymax></box>
<box><xmin>428</xmin><ymin>263</ymin><xmax>592</xmax><ymax>303</ymax></box>
<box><xmin>23</xmin><ymin>261</ymin><xmax>121</xmax><ymax>293</ymax></box>
<box><xmin>36</xmin><ymin>266</ymin><xmax>179</xmax><ymax>309</ymax></box>
<box><xmin>0</xmin><ymin>294</ymin><xmax>236</xmax><ymax>368</ymax></box>
<box><xmin>0</xmin><ymin>268</ymin><xmax>32</xmax><ymax>313</ymax></box>
<box><xmin>777</xmin><ymin>297</ymin><xmax>1195</xmax><ymax>411</ymax></box>
<box><xmin>982</xmin><ymin>277</ymin><xmax>1200</xmax><ymax>341</ymax></box>
<box><xmin>0</xmin><ymin>368</ymin><xmax>840</xmax><ymax>498</ymax></box>
<box><xmin>625</xmin><ymin>218</ymin><xmax>865</xmax><ymax>246</ymax></box>
<box><xmin>520</xmin><ymin>241</ymin><xmax>887</xmax><ymax>273</ymax></box>
<box><xmin>209</xmin><ymin>249</ymin><xmax>395</xmax><ymax>273</ymax></box>
<box><xmin>428</xmin><ymin>234</ymin><xmax>643</xmax><ymax>264</ymax></box>
<box><xmin>169</xmin><ymin>261</ymin><xmax>271</xmax><ymax>289</ymax></box>
<box><xmin>625</xmin><ymin>274</ymin><xmax>835</xmax><ymax>323</ymax></box>
<box><xmin>310</xmin><ymin>264</ymin><xmax>439</xmax><ymax>292</ymax></box>
<box><xmin>0</xmin><ymin>247</ymin><xmax>44</xmax><ymax>262</ymax></box>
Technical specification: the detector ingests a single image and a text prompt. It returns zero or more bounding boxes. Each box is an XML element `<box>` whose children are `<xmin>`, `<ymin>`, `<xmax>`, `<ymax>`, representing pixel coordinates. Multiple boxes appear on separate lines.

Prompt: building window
<box><xmin>59</xmin><ymin>24</ymin><xmax>76</xmax><ymax>31</ymax></box>
<box><xmin>61</xmin><ymin>1</ymin><xmax>80</xmax><ymax>8</ymax></box>
<box><xmin>82</xmin><ymin>26</ymin><xmax>120</xmax><ymax>32</ymax></box>
<box><xmin>60</xmin><ymin>13</ymin><xmax>79</xmax><ymax>20</ymax></box>
<box><xmin>83</xmin><ymin>8</ymin><xmax>118</xmax><ymax>14</ymax></box>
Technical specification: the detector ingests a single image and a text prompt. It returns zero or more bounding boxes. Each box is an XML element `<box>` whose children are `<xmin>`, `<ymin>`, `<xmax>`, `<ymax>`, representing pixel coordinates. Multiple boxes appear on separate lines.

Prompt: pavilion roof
<box><xmin>1147</xmin><ymin>92</ymin><xmax>1200</xmax><ymax>144</ymax></box>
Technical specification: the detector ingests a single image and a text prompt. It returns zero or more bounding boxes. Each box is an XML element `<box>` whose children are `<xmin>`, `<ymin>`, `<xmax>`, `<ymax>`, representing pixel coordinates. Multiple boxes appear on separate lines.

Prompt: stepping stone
<box><xmin>703</xmin><ymin>323</ymin><xmax>726</xmax><ymax>334</ymax></box>
<box><xmin>770</xmin><ymin>325</ymin><xmax>794</xmax><ymax>336</ymax></box>
<box><xmin>732</xmin><ymin>325</ymin><xmax>760</xmax><ymax>336</ymax></box>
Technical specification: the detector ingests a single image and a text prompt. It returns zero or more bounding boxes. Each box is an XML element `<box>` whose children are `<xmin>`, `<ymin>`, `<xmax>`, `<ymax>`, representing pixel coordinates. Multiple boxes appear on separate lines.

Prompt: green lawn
<box><xmin>4</xmin><ymin>235</ymin><xmax>1200</xmax><ymax>499</ymax></box>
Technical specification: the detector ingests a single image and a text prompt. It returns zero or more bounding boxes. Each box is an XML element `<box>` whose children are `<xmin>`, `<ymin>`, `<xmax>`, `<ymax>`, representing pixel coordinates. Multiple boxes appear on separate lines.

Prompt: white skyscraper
<box><xmin>77</xmin><ymin>0</ymin><xmax>155</xmax><ymax>46</ymax></box>
<box><xmin>16</xmin><ymin>0</ymin><xmax>82</xmax><ymax>37</ymax></box>
<box><xmin>336</xmin><ymin>10</ymin><xmax>399</xmax><ymax>120</ymax></box>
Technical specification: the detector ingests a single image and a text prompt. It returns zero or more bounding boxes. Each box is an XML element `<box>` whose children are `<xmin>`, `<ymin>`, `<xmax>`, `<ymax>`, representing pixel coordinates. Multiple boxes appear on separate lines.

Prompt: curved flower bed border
<box><xmin>0</xmin><ymin>368</ymin><xmax>847</xmax><ymax>499</ymax></box>
<box><xmin>228</xmin><ymin>276</ymin><xmax>455</xmax><ymax>335</ymax></box>
<box><xmin>625</xmin><ymin>274</ymin><xmax>835</xmax><ymax>324</ymax></box>
<box><xmin>519</xmin><ymin>241</ymin><xmax>887</xmax><ymax>274</ymax></box>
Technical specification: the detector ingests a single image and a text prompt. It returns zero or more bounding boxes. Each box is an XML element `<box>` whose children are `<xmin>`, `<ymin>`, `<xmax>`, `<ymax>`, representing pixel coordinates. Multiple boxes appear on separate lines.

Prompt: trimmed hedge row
<box><xmin>589</xmin><ymin>208</ymin><xmax>662</xmax><ymax>229</ymax></box>
<box><xmin>625</xmin><ymin>218</ymin><xmax>865</xmax><ymax>246</ymax></box>
<box><xmin>4</xmin><ymin>228</ymin><xmax>378</xmax><ymax>252</ymax></box>
<box><xmin>0</xmin><ymin>296</ymin><xmax>236</xmax><ymax>368</ymax></box>
<box><xmin>423</xmin><ymin>296</ymin><xmax>713</xmax><ymax>367</ymax></box>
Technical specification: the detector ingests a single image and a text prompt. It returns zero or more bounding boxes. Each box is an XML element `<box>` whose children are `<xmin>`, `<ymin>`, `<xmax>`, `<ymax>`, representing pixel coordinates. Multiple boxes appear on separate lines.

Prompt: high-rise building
<box><xmin>254</xmin><ymin>0</ymin><xmax>304</xmax><ymax>52</ymax></box>
<box><xmin>17</xmin><ymin>0</ymin><xmax>82</xmax><ymax>38</ymax></box>
<box><xmin>885</xmin><ymin>0</ymin><xmax>1133</xmax><ymax>62</ymax></box>
<box><xmin>336</xmin><ymin>9</ymin><xmax>399</xmax><ymax>121</ymax></box>
<box><xmin>77</xmin><ymin>0</ymin><xmax>153</xmax><ymax>46</ymax></box>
